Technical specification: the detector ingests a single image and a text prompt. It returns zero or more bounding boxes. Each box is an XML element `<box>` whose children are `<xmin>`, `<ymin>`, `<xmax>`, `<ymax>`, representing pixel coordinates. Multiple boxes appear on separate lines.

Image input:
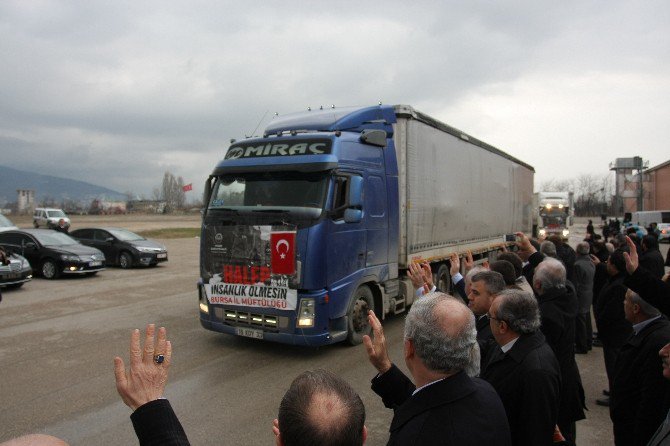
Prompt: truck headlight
<box><xmin>297</xmin><ymin>298</ymin><xmax>315</xmax><ymax>328</ymax></box>
<box><xmin>539</xmin><ymin>229</ymin><xmax>546</xmax><ymax>236</ymax></box>
<box><xmin>562</xmin><ymin>229</ymin><xmax>570</xmax><ymax>237</ymax></box>
<box><xmin>199</xmin><ymin>287</ymin><xmax>209</xmax><ymax>314</ymax></box>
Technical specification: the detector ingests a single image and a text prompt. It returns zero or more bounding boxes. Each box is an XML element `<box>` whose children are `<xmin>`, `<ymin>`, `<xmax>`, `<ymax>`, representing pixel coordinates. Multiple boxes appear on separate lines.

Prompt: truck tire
<box><xmin>41</xmin><ymin>259</ymin><xmax>60</xmax><ymax>279</ymax></box>
<box><xmin>436</xmin><ymin>264</ymin><xmax>451</xmax><ymax>294</ymax></box>
<box><xmin>33</xmin><ymin>220</ymin><xmax>39</xmax><ymax>228</ymax></box>
<box><xmin>346</xmin><ymin>285</ymin><xmax>374</xmax><ymax>345</ymax></box>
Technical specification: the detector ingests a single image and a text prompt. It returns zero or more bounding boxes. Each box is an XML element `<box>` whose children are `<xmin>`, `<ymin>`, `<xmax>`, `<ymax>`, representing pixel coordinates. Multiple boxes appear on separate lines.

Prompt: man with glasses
<box><xmin>480</xmin><ymin>289</ymin><xmax>561</xmax><ymax>446</ymax></box>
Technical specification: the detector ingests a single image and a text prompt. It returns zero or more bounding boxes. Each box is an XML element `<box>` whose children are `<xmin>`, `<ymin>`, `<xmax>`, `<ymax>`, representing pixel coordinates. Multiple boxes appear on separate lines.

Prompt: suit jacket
<box><xmin>639</xmin><ymin>249</ymin><xmax>666</xmax><ymax>280</ymax></box>
<box><xmin>610</xmin><ymin>317</ymin><xmax>670</xmax><ymax>446</ymax></box>
<box><xmin>130</xmin><ymin>399</ymin><xmax>190</xmax><ymax>446</ymax></box>
<box><xmin>556</xmin><ymin>243</ymin><xmax>577</xmax><ymax>283</ymax></box>
<box><xmin>573</xmin><ymin>254</ymin><xmax>595</xmax><ymax>313</ymax></box>
<box><xmin>595</xmin><ymin>274</ymin><xmax>633</xmax><ymax>347</ymax></box>
<box><xmin>480</xmin><ymin>331</ymin><xmax>560</xmax><ymax>446</ymax></box>
<box><xmin>371</xmin><ymin>365</ymin><xmax>511</xmax><ymax>445</ymax></box>
<box><xmin>476</xmin><ymin>314</ymin><xmax>496</xmax><ymax>367</ymax></box>
<box><xmin>537</xmin><ymin>286</ymin><xmax>586</xmax><ymax>424</ymax></box>
<box><xmin>625</xmin><ymin>267</ymin><xmax>670</xmax><ymax>317</ymax></box>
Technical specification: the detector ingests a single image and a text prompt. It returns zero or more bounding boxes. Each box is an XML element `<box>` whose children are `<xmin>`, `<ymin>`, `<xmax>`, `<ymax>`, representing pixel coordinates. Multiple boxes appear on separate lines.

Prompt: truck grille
<box><xmin>217</xmin><ymin>308</ymin><xmax>283</xmax><ymax>330</ymax></box>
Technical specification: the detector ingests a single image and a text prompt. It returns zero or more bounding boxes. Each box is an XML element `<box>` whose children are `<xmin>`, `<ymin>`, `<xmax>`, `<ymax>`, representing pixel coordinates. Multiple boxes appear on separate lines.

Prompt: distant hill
<box><xmin>0</xmin><ymin>165</ymin><xmax>126</xmax><ymax>206</ymax></box>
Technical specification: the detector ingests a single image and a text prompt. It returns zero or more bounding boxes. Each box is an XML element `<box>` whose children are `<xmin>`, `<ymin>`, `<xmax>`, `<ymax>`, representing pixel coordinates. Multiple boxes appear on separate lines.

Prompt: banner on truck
<box><xmin>202</xmin><ymin>224</ymin><xmax>298</xmax><ymax>310</ymax></box>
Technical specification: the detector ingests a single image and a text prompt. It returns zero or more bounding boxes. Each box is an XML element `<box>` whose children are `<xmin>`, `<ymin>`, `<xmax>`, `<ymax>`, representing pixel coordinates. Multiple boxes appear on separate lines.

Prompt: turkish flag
<box><xmin>270</xmin><ymin>232</ymin><xmax>296</xmax><ymax>275</ymax></box>
<box><xmin>182</xmin><ymin>183</ymin><xmax>193</xmax><ymax>192</ymax></box>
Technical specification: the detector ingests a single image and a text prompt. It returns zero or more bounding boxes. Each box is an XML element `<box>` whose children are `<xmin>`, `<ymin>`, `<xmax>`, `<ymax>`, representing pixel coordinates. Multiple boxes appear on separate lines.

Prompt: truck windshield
<box><xmin>209</xmin><ymin>172</ymin><xmax>329</xmax><ymax>209</ymax></box>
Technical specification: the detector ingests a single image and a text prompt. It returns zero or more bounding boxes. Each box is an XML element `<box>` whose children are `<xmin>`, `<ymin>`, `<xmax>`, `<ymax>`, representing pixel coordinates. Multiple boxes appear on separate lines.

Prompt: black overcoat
<box><xmin>610</xmin><ymin>317</ymin><xmax>670</xmax><ymax>446</ymax></box>
<box><xmin>371</xmin><ymin>365</ymin><xmax>511</xmax><ymax>445</ymax></box>
<box><xmin>537</xmin><ymin>286</ymin><xmax>587</xmax><ymax>425</ymax></box>
<box><xmin>480</xmin><ymin>331</ymin><xmax>560</xmax><ymax>446</ymax></box>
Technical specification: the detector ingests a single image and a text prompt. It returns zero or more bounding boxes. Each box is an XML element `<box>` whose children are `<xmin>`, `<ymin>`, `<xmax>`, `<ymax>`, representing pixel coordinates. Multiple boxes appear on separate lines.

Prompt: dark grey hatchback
<box><xmin>0</xmin><ymin>229</ymin><xmax>105</xmax><ymax>279</ymax></box>
<box><xmin>70</xmin><ymin>227</ymin><xmax>168</xmax><ymax>269</ymax></box>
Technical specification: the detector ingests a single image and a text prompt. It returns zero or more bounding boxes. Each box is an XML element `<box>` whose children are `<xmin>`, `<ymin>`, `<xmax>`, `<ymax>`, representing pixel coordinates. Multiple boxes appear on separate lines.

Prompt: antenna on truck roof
<box><xmin>245</xmin><ymin>110</ymin><xmax>269</xmax><ymax>138</ymax></box>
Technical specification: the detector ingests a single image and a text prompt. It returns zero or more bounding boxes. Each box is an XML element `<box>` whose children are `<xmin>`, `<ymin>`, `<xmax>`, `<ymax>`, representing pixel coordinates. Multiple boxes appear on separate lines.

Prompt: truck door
<box><xmin>326</xmin><ymin>174</ymin><xmax>366</xmax><ymax>285</ymax></box>
<box><xmin>365</xmin><ymin>174</ymin><xmax>388</xmax><ymax>266</ymax></box>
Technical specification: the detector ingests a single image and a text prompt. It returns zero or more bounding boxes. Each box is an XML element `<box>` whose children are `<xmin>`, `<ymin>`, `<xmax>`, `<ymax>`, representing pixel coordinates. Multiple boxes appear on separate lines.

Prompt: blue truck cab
<box><xmin>198</xmin><ymin>105</ymin><xmax>401</xmax><ymax>346</ymax></box>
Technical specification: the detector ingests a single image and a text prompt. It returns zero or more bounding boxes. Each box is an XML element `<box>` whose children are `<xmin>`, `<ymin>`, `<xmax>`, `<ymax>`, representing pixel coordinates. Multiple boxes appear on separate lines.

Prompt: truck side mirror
<box><xmin>360</xmin><ymin>129</ymin><xmax>387</xmax><ymax>147</ymax></box>
<box><xmin>344</xmin><ymin>209</ymin><xmax>362</xmax><ymax>223</ymax></box>
<box><xmin>348</xmin><ymin>176</ymin><xmax>363</xmax><ymax>208</ymax></box>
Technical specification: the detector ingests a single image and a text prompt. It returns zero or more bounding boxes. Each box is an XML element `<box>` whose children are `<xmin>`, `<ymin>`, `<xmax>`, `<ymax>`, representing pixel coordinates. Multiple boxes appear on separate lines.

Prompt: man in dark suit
<box><xmin>623</xmin><ymin>236</ymin><xmax>670</xmax><ymax>314</ymax></box>
<box><xmin>573</xmin><ymin>242</ymin><xmax>595</xmax><ymax>353</ymax></box>
<box><xmin>532</xmin><ymin>258</ymin><xmax>586</xmax><ymax>444</ymax></box>
<box><xmin>595</xmin><ymin>249</ymin><xmax>634</xmax><ymax>406</ymax></box>
<box><xmin>610</xmin><ymin>289</ymin><xmax>670</xmax><ymax>446</ymax></box>
<box><xmin>363</xmin><ymin>292</ymin><xmax>511</xmax><ymax>445</ymax></box>
<box><xmin>480</xmin><ymin>288</ymin><xmax>561</xmax><ymax>446</ymax></box>
<box><xmin>639</xmin><ymin>235</ymin><xmax>666</xmax><ymax>279</ymax></box>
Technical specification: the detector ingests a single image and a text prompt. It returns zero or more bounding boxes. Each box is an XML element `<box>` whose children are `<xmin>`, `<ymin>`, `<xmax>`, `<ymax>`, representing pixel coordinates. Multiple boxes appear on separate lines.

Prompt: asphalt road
<box><xmin>0</xmin><ymin>220</ymin><xmax>667</xmax><ymax>445</ymax></box>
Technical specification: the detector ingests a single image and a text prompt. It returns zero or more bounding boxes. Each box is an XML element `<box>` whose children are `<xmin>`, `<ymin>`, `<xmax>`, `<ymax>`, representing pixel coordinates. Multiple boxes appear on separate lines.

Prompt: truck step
<box><xmin>393</xmin><ymin>297</ymin><xmax>406</xmax><ymax>315</ymax></box>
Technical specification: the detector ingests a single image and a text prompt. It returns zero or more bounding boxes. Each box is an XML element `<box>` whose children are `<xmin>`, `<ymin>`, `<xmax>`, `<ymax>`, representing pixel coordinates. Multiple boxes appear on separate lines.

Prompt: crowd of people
<box><xmin>4</xmin><ymin>224</ymin><xmax>670</xmax><ymax>446</ymax></box>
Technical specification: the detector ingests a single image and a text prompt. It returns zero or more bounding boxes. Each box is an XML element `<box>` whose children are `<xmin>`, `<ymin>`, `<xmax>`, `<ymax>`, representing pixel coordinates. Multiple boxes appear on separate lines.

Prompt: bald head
<box><xmin>278</xmin><ymin>369</ymin><xmax>365</xmax><ymax>446</ymax></box>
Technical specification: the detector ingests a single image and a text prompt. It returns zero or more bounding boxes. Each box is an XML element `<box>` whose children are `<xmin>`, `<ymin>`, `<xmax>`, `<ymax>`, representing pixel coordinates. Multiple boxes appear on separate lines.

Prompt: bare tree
<box><xmin>160</xmin><ymin>171</ymin><xmax>186</xmax><ymax>213</ymax></box>
<box><xmin>540</xmin><ymin>178</ymin><xmax>575</xmax><ymax>192</ymax></box>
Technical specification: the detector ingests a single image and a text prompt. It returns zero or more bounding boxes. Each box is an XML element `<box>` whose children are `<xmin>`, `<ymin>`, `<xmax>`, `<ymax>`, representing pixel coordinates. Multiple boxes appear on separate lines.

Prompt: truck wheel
<box><xmin>41</xmin><ymin>259</ymin><xmax>60</xmax><ymax>279</ymax></box>
<box><xmin>346</xmin><ymin>285</ymin><xmax>374</xmax><ymax>345</ymax></box>
<box><xmin>436</xmin><ymin>264</ymin><xmax>451</xmax><ymax>294</ymax></box>
<box><xmin>119</xmin><ymin>252</ymin><xmax>133</xmax><ymax>269</ymax></box>
<box><xmin>33</xmin><ymin>220</ymin><xmax>39</xmax><ymax>228</ymax></box>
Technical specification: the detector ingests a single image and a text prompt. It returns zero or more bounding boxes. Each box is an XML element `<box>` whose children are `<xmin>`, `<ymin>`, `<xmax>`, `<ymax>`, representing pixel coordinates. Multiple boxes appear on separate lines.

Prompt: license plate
<box><xmin>235</xmin><ymin>327</ymin><xmax>263</xmax><ymax>339</ymax></box>
<box><xmin>89</xmin><ymin>261</ymin><xmax>102</xmax><ymax>267</ymax></box>
<box><xmin>157</xmin><ymin>253</ymin><xmax>167</xmax><ymax>259</ymax></box>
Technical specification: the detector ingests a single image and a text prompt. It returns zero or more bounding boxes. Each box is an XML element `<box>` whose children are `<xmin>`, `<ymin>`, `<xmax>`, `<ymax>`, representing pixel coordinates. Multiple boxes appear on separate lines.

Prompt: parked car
<box><xmin>658</xmin><ymin>223</ymin><xmax>670</xmax><ymax>243</ymax></box>
<box><xmin>0</xmin><ymin>250</ymin><xmax>32</xmax><ymax>288</ymax></box>
<box><xmin>69</xmin><ymin>227</ymin><xmax>168</xmax><ymax>268</ymax></box>
<box><xmin>33</xmin><ymin>208</ymin><xmax>71</xmax><ymax>231</ymax></box>
<box><xmin>0</xmin><ymin>214</ymin><xmax>18</xmax><ymax>232</ymax></box>
<box><xmin>0</xmin><ymin>229</ymin><xmax>105</xmax><ymax>279</ymax></box>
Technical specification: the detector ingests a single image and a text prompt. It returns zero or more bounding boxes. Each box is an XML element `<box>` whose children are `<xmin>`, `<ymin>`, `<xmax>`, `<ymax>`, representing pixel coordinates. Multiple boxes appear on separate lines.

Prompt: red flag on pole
<box><xmin>182</xmin><ymin>183</ymin><xmax>193</xmax><ymax>192</ymax></box>
<box><xmin>270</xmin><ymin>232</ymin><xmax>296</xmax><ymax>275</ymax></box>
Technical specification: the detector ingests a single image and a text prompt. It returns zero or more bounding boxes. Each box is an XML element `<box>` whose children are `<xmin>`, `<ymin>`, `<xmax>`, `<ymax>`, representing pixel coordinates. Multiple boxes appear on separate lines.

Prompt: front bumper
<box><xmin>137</xmin><ymin>252</ymin><xmax>168</xmax><ymax>266</ymax></box>
<box><xmin>199</xmin><ymin>318</ymin><xmax>335</xmax><ymax>346</ymax></box>
<box><xmin>198</xmin><ymin>282</ymin><xmax>343</xmax><ymax>346</ymax></box>
<box><xmin>60</xmin><ymin>260</ymin><xmax>105</xmax><ymax>275</ymax></box>
<box><xmin>0</xmin><ymin>271</ymin><xmax>32</xmax><ymax>287</ymax></box>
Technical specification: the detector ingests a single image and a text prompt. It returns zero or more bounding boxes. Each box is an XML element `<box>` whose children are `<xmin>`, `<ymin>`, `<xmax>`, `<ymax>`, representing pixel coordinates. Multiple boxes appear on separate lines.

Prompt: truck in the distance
<box><xmin>198</xmin><ymin>104</ymin><xmax>534</xmax><ymax>346</ymax></box>
<box><xmin>533</xmin><ymin>191</ymin><xmax>574</xmax><ymax>238</ymax></box>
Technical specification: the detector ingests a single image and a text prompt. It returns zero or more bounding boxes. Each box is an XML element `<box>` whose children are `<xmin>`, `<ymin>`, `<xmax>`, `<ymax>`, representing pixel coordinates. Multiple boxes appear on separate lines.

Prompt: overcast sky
<box><xmin>1</xmin><ymin>1</ymin><xmax>668</xmax><ymax>200</ymax></box>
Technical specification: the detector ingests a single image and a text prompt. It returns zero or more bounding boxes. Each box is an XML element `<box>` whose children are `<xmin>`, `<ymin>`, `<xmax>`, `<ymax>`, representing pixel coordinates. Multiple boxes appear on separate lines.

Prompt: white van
<box><xmin>33</xmin><ymin>208</ymin><xmax>71</xmax><ymax>230</ymax></box>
